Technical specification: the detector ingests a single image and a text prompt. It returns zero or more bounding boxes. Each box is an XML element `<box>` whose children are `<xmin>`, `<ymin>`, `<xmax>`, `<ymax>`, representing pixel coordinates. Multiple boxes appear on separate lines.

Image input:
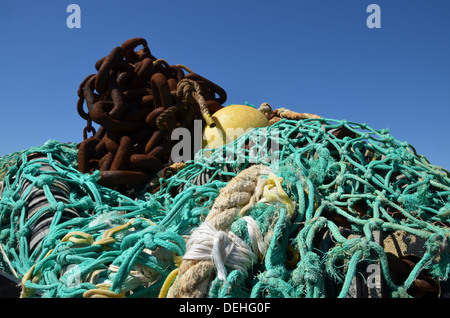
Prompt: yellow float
<box><xmin>202</xmin><ymin>104</ymin><xmax>269</xmax><ymax>150</ymax></box>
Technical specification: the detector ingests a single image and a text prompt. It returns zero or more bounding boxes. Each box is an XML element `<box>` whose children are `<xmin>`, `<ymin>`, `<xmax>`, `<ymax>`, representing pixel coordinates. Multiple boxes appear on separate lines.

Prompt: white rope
<box><xmin>182</xmin><ymin>221</ymin><xmax>258</xmax><ymax>281</ymax></box>
<box><xmin>242</xmin><ymin>216</ymin><xmax>267</xmax><ymax>257</ymax></box>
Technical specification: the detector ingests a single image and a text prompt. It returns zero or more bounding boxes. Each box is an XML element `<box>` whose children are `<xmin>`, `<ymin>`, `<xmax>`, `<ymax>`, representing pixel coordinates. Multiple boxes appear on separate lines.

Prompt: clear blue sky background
<box><xmin>1</xmin><ymin>1</ymin><xmax>449</xmax><ymax>169</ymax></box>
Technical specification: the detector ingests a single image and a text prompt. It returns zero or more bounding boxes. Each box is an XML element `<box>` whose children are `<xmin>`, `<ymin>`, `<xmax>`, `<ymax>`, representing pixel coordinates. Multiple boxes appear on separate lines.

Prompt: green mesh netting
<box><xmin>0</xmin><ymin>117</ymin><xmax>449</xmax><ymax>298</ymax></box>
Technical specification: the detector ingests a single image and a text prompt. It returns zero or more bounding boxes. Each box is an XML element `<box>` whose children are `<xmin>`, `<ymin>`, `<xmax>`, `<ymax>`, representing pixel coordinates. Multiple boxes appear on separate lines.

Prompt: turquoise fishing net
<box><xmin>0</xmin><ymin>117</ymin><xmax>449</xmax><ymax>298</ymax></box>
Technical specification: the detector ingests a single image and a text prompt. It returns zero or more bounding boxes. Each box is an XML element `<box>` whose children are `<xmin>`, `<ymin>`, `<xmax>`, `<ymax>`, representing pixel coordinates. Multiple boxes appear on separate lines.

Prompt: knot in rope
<box><xmin>398</xmin><ymin>193</ymin><xmax>421</xmax><ymax>211</ymax></box>
<box><xmin>366</xmin><ymin>217</ymin><xmax>384</xmax><ymax>230</ymax></box>
<box><xmin>78</xmin><ymin>196</ymin><xmax>94</xmax><ymax>212</ymax></box>
<box><xmin>0</xmin><ymin>188</ymin><xmax>12</xmax><ymax>200</ymax></box>
<box><xmin>16</xmin><ymin>226</ymin><xmax>31</xmax><ymax>238</ymax></box>
<box><xmin>142</xmin><ymin>225</ymin><xmax>169</xmax><ymax>250</ymax></box>
<box><xmin>51</xmin><ymin>201</ymin><xmax>66</xmax><ymax>213</ymax></box>
<box><xmin>78</xmin><ymin>171</ymin><xmax>100</xmax><ymax>185</ymax></box>
<box><xmin>143</xmin><ymin>232</ymin><xmax>157</xmax><ymax>250</ymax></box>
<box><xmin>262</xmin><ymin>172</ymin><xmax>295</xmax><ymax>216</ymax></box>
<box><xmin>176</xmin><ymin>78</ymin><xmax>213</xmax><ymax>127</ymax></box>
<box><xmin>34</xmin><ymin>175</ymin><xmax>55</xmax><ymax>188</ymax></box>
<box><xmin>392</xmin><ymin>286</ymin><xmax>409</xmax><ymax>298</ymax></box>
<box><xmin>13</xmin><ymin>199</ymin><xmax>27</xmax><ymax>211</ymax></box>
<box><xmin>42</xmin><ymin>237</ymin><xmax>58</xmax><ymax>249</ymax></box>
<box><xmin>294</xmin><ymin>251</ymin><xmax>322</xmax><ymax>285</ymax></box>
<box><xmin>55</xmin><ymin>249</ymin><xmax>73</xmax><ymax>266</ymax></box>
<box><xmin>426</xmin><ymin>232</ymin><xmax>448</xmax><ymax>256</ymax></box>
<box><xmin>258</xmin><ymin>102</ymin><xmax>273</xmax><ymax>116</ymax></box>
<box><xmin>176</xmin><ymin>78</ymin><xmax>202</xmax><ymax>101</ymax></box>
<box><xmin>182</xmin><ymin>221</ymin><xmax>256</xmax><ymax>281</ymax></box>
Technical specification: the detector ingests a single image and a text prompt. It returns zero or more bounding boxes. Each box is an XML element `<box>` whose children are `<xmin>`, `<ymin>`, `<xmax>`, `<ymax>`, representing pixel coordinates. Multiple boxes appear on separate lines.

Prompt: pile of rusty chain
<box><xmin>76</xmin><ymin>38</ymin><xmax>226</xmax><ymax>192</ymax></box>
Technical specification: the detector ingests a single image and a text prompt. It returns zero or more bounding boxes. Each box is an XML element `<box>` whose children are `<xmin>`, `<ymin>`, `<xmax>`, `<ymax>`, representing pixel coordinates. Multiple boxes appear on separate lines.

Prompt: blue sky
<box><xmin>0</xmin><ymin>1</ymin><xmax>449</xmax><ymax>169</ymax></box>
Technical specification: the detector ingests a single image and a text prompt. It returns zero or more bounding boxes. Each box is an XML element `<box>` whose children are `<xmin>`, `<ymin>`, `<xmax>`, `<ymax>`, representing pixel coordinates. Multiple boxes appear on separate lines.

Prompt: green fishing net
<box><xmin>0</xmin><ymin>117</ymin><xmax>449</xmax><ymax>298</ymax></box>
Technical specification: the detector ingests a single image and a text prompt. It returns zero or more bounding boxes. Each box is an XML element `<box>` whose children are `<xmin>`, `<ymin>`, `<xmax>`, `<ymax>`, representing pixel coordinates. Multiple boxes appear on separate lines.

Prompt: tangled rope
<box><xmin>1</xmin><ymin>111</ymin><xmax>449</xmax><ymax>298</ymax></box>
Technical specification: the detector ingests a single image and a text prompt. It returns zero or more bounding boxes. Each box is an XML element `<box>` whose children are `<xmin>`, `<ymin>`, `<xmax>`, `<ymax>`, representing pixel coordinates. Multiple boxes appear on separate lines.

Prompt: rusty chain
<box><xmin>76</xmin><ymin>38</ymin><xmax>227</xmax><ymax>193</ymax></box>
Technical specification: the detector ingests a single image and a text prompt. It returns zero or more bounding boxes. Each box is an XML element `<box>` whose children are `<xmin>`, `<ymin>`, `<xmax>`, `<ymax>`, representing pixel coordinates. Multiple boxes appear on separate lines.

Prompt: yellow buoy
<box><xmin>202</xmin><ymin>104</ymin><xmax>269</xmax><ymax>150</ymax></box>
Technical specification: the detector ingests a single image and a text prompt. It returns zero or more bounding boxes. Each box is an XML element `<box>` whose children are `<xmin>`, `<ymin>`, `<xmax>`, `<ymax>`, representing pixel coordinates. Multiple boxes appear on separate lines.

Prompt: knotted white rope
<box><xmin>182</xmin><ymin>221</ymin><xmax>260</xmax><ymax>281</ymax></box>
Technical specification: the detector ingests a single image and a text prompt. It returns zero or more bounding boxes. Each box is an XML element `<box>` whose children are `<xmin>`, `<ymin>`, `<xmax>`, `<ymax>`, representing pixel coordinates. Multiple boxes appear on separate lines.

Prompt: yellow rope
<box><xmin>20</xmin><ymin>249</ymin><xmax>54</xmax><ymax>298</ymax></box>
<box><xmin>61</xmin><ymin>231</ymin><xmax>94</xmax><ymax>245</ymax></box>
<box><xmin>158</xmin><ymin>254</ymin><xmax>182</xmax><ymax>298</ymax></box>
<box><xmin>0</xmin><ymin>243</ymin><xmax>18</xmax><ymax>278</ymax></box>
<box><xmin>93</xmin><ymin>220</ymin><xmax>134</xmax><ymax>247</ymax></box>
<box><xmin>174</xmin><ymin>255</ymin><xmax>183</xmax><ymax>267</ymax></box>
<box><xmin>263</xmin><ymin>173</ymin><xmax>295</xmax><ymax>216</ymax></box>
<box><xmin>83</xmin><ymin>283</ymin><xmax>126</xmax><ymax>298</ymax></box>
<box><xmin>158</xmin><ymin>268</ymin><xmax>179</xmax><ymax>298</ymax></box>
